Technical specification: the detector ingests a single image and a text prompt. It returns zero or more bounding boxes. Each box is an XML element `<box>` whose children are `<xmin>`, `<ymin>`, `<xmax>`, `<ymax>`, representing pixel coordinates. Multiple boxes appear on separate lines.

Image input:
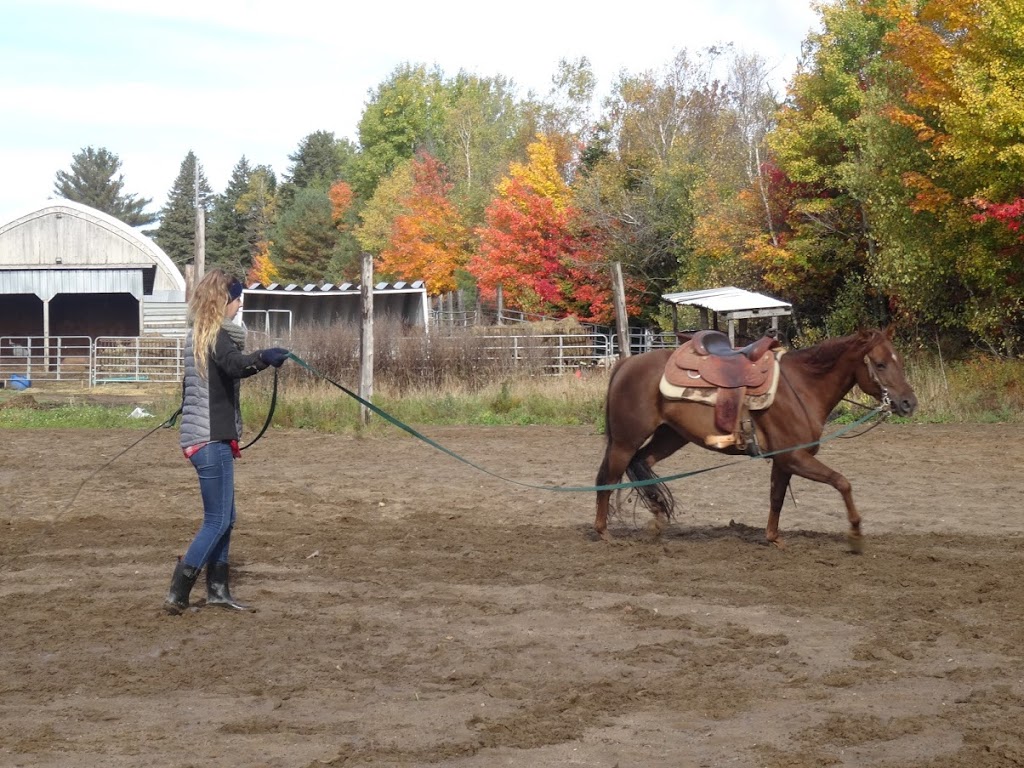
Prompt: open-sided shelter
<box><xmin>242</xmin><ymin>280</ymin><xmax>431</xmax><ymax>339</ymax></box>
<box><xmin>661</xmin><ymin>286</ymin><xmax>792</xmax><ymax>345</ymax></box>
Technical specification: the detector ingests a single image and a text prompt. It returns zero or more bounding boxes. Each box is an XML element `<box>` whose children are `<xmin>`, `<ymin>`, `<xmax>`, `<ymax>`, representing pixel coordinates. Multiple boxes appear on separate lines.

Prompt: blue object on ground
<box><xmin>10</xmin><ymin>374</ymin><xmax>31</xmax><ymax>390</ymax></box>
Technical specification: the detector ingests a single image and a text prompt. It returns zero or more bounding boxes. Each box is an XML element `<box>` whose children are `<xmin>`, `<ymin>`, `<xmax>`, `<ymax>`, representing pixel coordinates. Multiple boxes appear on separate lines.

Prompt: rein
<box><xmin>58</xmin><ymin>352</ymin><xmax>888</xmax><ymax>521</ymax></box>
<box><xmin>285</xmin><ymin>352</ymin><xmax>891</xmax><ymax>493</ymax></box>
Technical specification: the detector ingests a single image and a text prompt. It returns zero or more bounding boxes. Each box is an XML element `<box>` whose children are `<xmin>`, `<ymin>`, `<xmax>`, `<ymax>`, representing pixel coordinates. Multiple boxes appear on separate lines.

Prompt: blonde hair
<box><xmin>188</xmin><ymin>269</ymin><xmax>236</xmax><ymax>377</ymax></box>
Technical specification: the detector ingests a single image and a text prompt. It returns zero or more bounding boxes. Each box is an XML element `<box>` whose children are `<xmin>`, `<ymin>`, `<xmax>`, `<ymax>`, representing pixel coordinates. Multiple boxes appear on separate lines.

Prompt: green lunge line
<box><xmin>286</xmin><ymin>352</ymin><xmax>887</xmax><ymax>493</ymax></box>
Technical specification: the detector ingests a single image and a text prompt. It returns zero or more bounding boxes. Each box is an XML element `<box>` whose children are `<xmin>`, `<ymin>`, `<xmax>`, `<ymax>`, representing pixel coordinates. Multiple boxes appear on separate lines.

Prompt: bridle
<box><xmin>862</xmin><ymin>353</ymin><xmax>893</xmax><ymax>413</ymax></box>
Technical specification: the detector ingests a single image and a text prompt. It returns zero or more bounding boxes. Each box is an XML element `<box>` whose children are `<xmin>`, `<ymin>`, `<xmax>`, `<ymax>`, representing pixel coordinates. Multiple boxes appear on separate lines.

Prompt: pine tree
<box><xmin>206</xmin><ymin>156</ymin><xmax>253</xmax><ymax>275</ymax></box>
<box><xmin>278</xmin><ymin>131</ymin><xmax>350</xmax><ymax>206</ymax></box>
<box><xmin>237</xmin><ymin>165</ymin><xmax>278</xmax><ymax>252</ymax></box>
<box><xmin>272</xmin><ymin>187</ymin><xmax>338</xmax><ymax>284</ymax></box>
<box><xmin>152</xmin><ymin>151</ymin><xmax>214</xmax><ymax>269</ymax></box>
<box><xmin>53</xmin><ymin>146</ymin><xmax>157</xmax><ymax>226</ymax></box>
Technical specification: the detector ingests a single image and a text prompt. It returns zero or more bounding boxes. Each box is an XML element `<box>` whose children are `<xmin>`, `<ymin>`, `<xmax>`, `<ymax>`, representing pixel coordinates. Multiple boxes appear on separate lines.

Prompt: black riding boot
<box><xmin>164</xmin><ymin>558</ymin><xmax>200</xmax><ymax>615</ymax></box>
<box><xmin>206</xmin><ymin>561</ymin><xmax>253</xmax><ymax>612</ymax></box>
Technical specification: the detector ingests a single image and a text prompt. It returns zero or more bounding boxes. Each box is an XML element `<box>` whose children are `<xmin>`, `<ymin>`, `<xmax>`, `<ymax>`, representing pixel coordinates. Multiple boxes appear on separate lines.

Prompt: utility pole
<box><xmin>194</xmin><ymin>161</ymin><xmax>205</xmax><ymax>281</ymax></box>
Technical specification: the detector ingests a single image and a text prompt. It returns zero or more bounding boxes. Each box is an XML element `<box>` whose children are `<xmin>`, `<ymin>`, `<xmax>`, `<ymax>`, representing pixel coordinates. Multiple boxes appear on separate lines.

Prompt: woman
<box><xmin>164</xmin><ymin>269</ymin><xmax>289</xmax><ymax>614</ymax></box>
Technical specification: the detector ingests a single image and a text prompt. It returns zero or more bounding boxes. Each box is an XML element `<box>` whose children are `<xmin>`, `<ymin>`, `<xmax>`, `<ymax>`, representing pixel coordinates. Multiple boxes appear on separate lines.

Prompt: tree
<box><xmin>271</xmin><ymin>187</ymin><xmax>338</xmax><ymax>284</ymax></box>
<box><xmin>152</xmin><ymin>151</ymin><xmax>213</xmax><ymax>269</ymax></box>
<box><xmin>240</xmin><ymin>166</ymin><xmax>280</xmax><ymax>285</ymax></box>
<box><xmin>877</xmin><ymin>0</ymin><xmax>1024</xmax><ymax>350</ymax></box>
<box><xmin>278</xmin><ymin>131</ymin><xmax>350</xmax><ymax>206</ymax></box>
<box><xmin>326</xmin><ymin>180</ymin><xmax>362</xmax><ymax>281</ymax></box>
<box><xmin>538</xmin><ymin>56</ymin><xmax>598</xmax><ymax>176</ymax></box>
<box><xmin>438</xmin><ymin>71</ymin><xmax>528</xmax><ymax>226</ymax></box>
<box><xmin>236</xmin><ymin>164</ymin><xmax>278</xmax><ymax>249</ymax></box>
<box><xmin>53</xmin><ymin>146</ymin><xmax>156</xmax><ymax>226</ymax></box>
<box><xmin>354</xmin><ymin>159</ymin><xmax>416</xmax><ymax>256</ymax></box>
<box><xmin>376</xmin><ymin>152</ymin><xmax>471</xmax><ymax>295</ymax></box>
<box><xmin>206</xmin><ymin>156</ymin><xmax>254</xmax><ymax>276</ymax></box>
<box><xmin>247</xmin><ymin>240</ymin><xmax>279</xmax><ymax>285</ymax></box>
<box><xmin>471</xmin><ymin>136</ymin><xmax>632</xmax><ymax>323</ymax></box>
<box><xmin>574</xmin><ymin>49</ymin><xmax>729</xmax><ymax>317</ymax></box>
<box><xmin>350</xmin><ymin>63</ymin><xmax>448</xmax><ymax>201</ymax></box>
<box><xmin>767</xmin><ymin>0</ymin><xmax>911</xmax><ymax>331</ymax></box>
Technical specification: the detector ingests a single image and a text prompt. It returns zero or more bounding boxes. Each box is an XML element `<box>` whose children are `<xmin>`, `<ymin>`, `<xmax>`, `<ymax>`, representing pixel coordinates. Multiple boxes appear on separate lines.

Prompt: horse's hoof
<box><xmin>846</xmin><ymin>532</ymin><xmax>864</xmax><ymax>554</ymax></box>
<box><xmin>768</xmin><ymin>537</ymin><xmax>786</xmax><ymax>550</ymax></box>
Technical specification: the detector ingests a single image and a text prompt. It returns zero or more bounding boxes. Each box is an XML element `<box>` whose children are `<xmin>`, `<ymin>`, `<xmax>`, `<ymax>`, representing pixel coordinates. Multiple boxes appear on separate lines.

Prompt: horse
<box><xmin>594</xmin><ymin>327</ymin><xmax>918</xmax><ymax>551</ymax></box>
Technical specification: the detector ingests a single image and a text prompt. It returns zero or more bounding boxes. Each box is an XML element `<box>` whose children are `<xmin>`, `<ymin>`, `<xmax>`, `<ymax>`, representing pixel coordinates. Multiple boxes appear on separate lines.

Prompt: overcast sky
<box><xmin>0</xmin><ymin>0</ymin><xmax>821</xmax><ymax>224</ymax></box>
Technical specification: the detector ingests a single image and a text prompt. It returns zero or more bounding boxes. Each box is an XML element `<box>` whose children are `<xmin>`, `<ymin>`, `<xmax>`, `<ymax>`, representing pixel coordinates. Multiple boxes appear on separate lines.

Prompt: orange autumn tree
<box><xmin>329</xmin><ymin>180</ymin><xmax>353</xmax><ymax>223</ymax></box>
<box><xmin>471</xmin><ymin>135</ymin><xmax>632</xmax><ymax>323</ymax></box>
<box><xmin>376</xmin><ymin>151</ymin><xmax>470</xmax><ymax>295</ymax></box>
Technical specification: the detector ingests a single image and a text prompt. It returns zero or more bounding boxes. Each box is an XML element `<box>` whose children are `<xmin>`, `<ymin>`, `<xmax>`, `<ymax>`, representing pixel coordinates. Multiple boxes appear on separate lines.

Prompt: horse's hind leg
<box><xmin>594</xmin><ymin>442</ymin><xmax>636</xmax><ymax>540</ymax></box>
<box><xmin>634</xmin><ymin>425</ymin><xmax>688</xmax><ymax>534</ymax></box>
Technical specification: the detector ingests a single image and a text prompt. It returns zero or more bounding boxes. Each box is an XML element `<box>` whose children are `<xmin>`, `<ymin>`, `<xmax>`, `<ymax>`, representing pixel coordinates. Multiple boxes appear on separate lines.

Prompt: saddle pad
<box><xmin>659</xmin><ymin>349</ymin><xmax>786</xmax><ymax>409</ymax></box>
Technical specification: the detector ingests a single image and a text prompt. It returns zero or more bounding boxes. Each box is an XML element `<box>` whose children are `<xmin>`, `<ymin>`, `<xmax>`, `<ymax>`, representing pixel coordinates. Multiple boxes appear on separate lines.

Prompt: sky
<box><xmin>0</xmin><ymin>0</ymin><xmax>821</xmax><ymax>225</ymax></box>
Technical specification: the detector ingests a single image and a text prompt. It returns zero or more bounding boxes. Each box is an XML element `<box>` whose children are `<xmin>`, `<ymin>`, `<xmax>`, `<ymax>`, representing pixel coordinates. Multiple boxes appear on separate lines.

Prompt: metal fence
<box><xmin>0</xmin><ymin>329</ymin><xmax>682</xmax><ymax>388</ymax></box>
<box><xmin>0</xmin><ymin>335</ymin><xmax>92</xmax><ymax>385</ymax></box>
<box><xmin>93</xmin><ymin>336</ymin><xmax>185</xmax><ymax>386</ymax></box>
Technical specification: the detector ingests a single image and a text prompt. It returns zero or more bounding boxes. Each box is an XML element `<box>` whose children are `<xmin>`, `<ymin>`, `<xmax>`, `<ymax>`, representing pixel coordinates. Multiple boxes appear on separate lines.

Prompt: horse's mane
<box><xmin>788</xmin><ymin>329</ymin><xmax>884</xmax><ymax>376</ymax></box>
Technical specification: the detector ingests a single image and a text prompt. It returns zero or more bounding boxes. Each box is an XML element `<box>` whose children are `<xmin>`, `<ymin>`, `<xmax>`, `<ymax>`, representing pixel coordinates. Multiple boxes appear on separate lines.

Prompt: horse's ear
<box><xmin>884</xmin><ymin>325</ymin><xmax>895</xmax><ymax>341</ymax></box>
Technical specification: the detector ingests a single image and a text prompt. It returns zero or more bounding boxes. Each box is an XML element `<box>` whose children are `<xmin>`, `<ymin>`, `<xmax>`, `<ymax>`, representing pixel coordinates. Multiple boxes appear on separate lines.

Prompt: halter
<box><xmin>863</xmin><ymin>354</ymin><xmax>892</xmax><ymax>412</ymax></box>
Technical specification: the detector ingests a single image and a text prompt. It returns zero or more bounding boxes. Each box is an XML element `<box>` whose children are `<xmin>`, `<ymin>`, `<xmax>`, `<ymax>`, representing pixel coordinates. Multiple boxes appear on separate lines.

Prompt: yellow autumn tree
<box><xmin>246</xmin><ymin>239</ymin><xmax>279</xmax><ymax>285</ymax></box>
<box><xmin>498</xmin><ymin>134</ymin><xmax>572</xmax><ymax>209</ymax></box>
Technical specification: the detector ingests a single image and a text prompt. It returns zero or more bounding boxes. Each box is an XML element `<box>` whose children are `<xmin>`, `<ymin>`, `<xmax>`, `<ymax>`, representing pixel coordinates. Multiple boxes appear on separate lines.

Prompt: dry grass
<box><xmin>5</xmin><ymin>326</ymin><xmax>1024</xmax><ymax>430</ymax></box>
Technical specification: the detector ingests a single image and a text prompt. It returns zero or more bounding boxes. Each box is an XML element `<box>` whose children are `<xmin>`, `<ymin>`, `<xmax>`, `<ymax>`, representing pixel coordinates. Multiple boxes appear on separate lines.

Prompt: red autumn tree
<box><xmin>376</xmin><ymin>152</ymin><xmax>470</xmax><ymax>295</ymax></box>
<box><xmin>471</xmin><ymin>136</ymin><xmax>635</xmax><ymax>323</ymax></box>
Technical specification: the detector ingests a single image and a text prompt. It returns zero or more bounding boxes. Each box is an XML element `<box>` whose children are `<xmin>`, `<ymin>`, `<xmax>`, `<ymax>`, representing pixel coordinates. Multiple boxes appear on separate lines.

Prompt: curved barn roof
<box><xmin>0</xmin><ymin>199</ymin><xmax>184</xmax><ymax>293</ymax></box>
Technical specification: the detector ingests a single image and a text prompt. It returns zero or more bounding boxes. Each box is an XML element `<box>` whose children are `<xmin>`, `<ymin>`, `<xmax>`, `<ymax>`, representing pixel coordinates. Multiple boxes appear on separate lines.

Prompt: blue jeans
<box><xmin>182</xmin><ymin>441</ymin><xmax>237</xmax><ymax>569</ymax></box>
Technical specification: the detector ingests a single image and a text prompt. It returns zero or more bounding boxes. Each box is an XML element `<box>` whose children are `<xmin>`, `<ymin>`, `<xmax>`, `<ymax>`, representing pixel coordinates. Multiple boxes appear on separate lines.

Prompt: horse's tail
<box><xmin>625</xmin><ymin>456</ymin><xmax>676</xmax><ymax>520</ymax></box>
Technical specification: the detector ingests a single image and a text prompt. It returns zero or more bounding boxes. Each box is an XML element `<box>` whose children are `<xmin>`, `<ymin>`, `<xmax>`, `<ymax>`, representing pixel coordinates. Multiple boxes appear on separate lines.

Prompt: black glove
<box><xmin>260</xmin><ymin>347</ymin><xmax>290</xmax><ymax>368</ymax></box>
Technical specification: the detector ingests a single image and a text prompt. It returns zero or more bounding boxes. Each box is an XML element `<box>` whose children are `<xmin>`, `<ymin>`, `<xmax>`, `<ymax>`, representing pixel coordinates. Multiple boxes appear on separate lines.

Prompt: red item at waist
<box><xmin>183</xmin><ymin>440</ymin><xmax>241</xmax><ymax>459</ymax></box>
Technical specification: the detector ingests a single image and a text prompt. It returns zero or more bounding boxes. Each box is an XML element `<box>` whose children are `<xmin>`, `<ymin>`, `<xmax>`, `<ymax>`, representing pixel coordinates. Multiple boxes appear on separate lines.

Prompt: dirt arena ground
<box><xmin>2</xmin><ymin>421</ymin><xmax>1023</xmax><ymax>767</ymax></box>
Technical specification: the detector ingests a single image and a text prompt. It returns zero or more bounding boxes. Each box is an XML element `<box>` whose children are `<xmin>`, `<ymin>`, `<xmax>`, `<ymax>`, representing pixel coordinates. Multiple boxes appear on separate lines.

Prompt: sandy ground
<box><xmin>1</xmin><ymin>422</ymin><xmax>1023</xmax><ymax>767</ymax></box>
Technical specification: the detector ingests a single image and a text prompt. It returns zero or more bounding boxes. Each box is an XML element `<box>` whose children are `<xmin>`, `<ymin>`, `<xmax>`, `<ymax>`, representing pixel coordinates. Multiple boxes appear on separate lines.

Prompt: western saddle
<box><xmin>660</xmin><ymin>330</ymin><xmax>783</xmax><ymax>449</ymax></box>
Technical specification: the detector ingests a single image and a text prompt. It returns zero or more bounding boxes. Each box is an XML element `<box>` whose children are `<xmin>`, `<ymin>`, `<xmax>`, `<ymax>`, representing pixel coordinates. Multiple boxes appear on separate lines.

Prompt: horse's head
<box><xmin>854</xmin><ymin>326</ymin><xmax>918</xmax><ymax>417</ymax></box>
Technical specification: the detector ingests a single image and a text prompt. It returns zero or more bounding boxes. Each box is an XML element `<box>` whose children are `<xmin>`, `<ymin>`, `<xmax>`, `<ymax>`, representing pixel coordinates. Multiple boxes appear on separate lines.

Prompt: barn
<box><xmin>0</xmin><ymin>200</ymin><xmax>187</xmax><ymax>386</ymax></box>
<box><xmin>0</xmin><ymin>200</ymin><xmax>187</xmax><ymax>343</ymax></box>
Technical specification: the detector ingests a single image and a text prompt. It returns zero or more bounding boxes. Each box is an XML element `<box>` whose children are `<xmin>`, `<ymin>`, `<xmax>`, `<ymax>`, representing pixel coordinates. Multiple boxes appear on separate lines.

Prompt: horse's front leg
<box><xmin>780</xmin><ymin>450</ymin><xmax>863</xmax><ymax>553</ymax></box>
<box><xmin>766</xmin><ymin>461</ymin><xmax>791</xmax><ymax>548</ymax></box>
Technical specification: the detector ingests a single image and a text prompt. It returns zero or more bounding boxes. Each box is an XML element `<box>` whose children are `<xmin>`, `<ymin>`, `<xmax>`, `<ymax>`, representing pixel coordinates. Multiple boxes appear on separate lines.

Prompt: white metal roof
<box><xmin>661</xmin><ymin>286</ymin><xmax>791</xmax><ymax>315</ymax></box>
<box><xmin>245</xmin><ymin>280</ymin><xmax>427</xmax><ymax>295</ymax></box>
<box><xmin>0</xmin><ymin>199</ymin><xmax>185</xmax><ymax>294</ymax></box>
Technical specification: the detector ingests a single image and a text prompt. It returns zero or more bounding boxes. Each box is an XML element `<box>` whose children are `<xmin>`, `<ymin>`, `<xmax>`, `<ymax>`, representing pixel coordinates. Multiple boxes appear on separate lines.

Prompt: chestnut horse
<box><xmin>595</xmin><ymin>327</ymin><xmax>918</xmax><ymax>550</ymax></box>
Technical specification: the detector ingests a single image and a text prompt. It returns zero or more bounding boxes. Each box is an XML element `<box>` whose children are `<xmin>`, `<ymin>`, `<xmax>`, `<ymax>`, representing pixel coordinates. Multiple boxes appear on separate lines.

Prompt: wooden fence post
<box><xmin>359</xmin><ymin>252</ymin><xmax>374</xmax><ymax>426</ymax></box>
<box><xmin>611</xmin><ymin>261</ymin><xmax>630</xmax><ymax>357</ymax></box>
